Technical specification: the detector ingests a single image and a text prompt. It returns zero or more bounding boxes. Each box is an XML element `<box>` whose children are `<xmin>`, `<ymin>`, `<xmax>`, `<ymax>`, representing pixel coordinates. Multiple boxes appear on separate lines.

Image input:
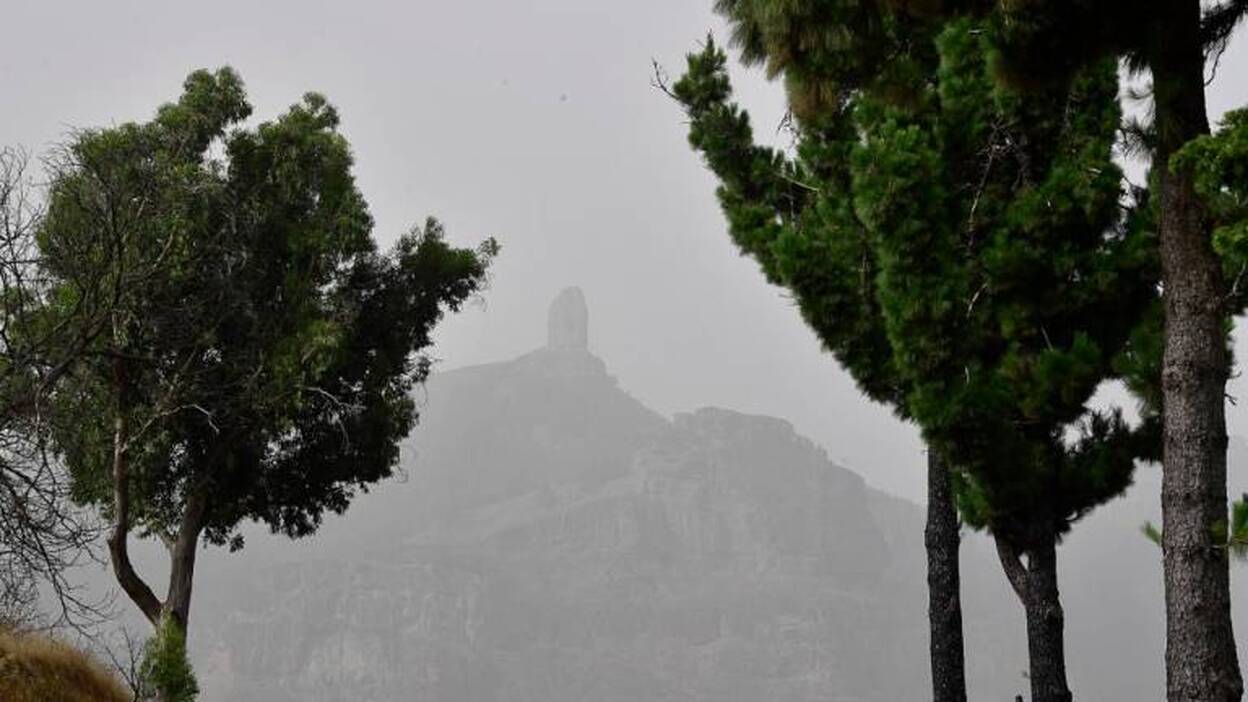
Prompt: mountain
<box><xmin>185</xmin><ymin>287</ymin><xmax>972</xmax><ymax>700</ymax></box>
<box><xmin>179</xmin><ymin>287</ymin><xmax>1248</xmax><ymax>700</ymax></box>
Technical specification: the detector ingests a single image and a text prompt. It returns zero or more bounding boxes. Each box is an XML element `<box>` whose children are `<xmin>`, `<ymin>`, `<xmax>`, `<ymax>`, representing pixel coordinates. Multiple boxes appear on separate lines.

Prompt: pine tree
<box><xmin>670</xmin><ymin>11</ymin><xmax>1157</xmax><ymax>701</ymax></box>
<box><xmin>947</xmin><ymin>2</ymin><xmax>1248</xmax><ymax>697</ymax></box>
<box><xmin>666</xmin><ymin>9</ymin><xmax>968</xmax><ymax>697</ymax></box>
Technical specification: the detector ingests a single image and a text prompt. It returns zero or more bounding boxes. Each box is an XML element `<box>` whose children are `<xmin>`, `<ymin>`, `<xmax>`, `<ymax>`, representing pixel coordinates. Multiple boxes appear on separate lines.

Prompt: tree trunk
<box><xmin>105</xmin><ymin>334</ymin><xmax>209</xmax><ymax>702</ymax></box>
<box><xmin>1022</xmin><ymin>536</ymin><xmax>1069</xmax><ymax>702</ymax></box>
<box><xmin>1151</xmin><ymin>2</ymin><xmax>1243</xmax><ymax>700</ymax></box>
<box><xmin>152</xmin><ymin>490</ymin><xmax>208</xmax><ymax>702</ymax></box>
<box><xmin>162</xmin><ymin>488</ymin><xmax>207</xmax><ymax>632</ymax></box>
<box><xmin>107</xmin><ymin>358</ymin><xmax>163</xmax><ymax>627</ymax></box>
<box><xmin>925</xmin><ymin>448</ymin><xmax>967</xmax><ymax>702</ymax></box>
<box><xmin>995</xmin><ymin>533</ymin><xmax>1071</xmax><ymax>702</ymax></box>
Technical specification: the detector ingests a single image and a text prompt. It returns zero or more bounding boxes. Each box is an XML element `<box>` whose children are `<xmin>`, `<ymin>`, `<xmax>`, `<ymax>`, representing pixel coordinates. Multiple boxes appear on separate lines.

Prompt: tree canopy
<box><xmin>943</xmin><ymin>2</ymin><xmax>1248</xmax><ymax>698</ymax></box>
<box><xmin>671</xmin><ymin>10</ymin><xmax>1158</xmax><ymax>700</ymax></box>
<box><xmin>676</xmin><ymin>8</ymin><xmax>1154</xmax><ymax>563</ymax></box>
<box><xmin>36</xmin><ymin>66</ymin><xmax>496</xmax><ymax>659</ymax></box>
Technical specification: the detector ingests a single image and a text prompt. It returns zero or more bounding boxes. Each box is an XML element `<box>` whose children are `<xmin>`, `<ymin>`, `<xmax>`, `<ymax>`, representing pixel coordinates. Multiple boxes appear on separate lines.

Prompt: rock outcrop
<box><xmin>546</xmin><ymin>286</ymin><xmax>588</xmax><ymax>350</ymax></box>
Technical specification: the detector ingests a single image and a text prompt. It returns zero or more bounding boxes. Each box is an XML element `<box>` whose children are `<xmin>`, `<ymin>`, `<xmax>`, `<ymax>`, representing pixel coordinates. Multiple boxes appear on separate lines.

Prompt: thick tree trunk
<box><xmin>1152</xmin><ymin>2</ymin><xmax>1243</xmax><ymax>700</ymax></box>
<box><xmin>1021</xmin><ymin>537</ymin><xmax>1069</xmax><ymax>702</ymax></box>
<box><xmin>925</xmin><ymin>448</ymin><xmax>967</xmax><ymax>702</ymax></box>
<box><xmin>995</xmin><ymin>534</ymin><xmax>1071</xmax><ymax>702</ymax></box>
<box><xmin>153</xmin><ymin>492</ymin><xmax>206</xmax><ymax>702</ymax></box>
<box><xmin>163</xmin><ymin>489</ymin><xmax>207</xmax><ymax>632</ymax></box>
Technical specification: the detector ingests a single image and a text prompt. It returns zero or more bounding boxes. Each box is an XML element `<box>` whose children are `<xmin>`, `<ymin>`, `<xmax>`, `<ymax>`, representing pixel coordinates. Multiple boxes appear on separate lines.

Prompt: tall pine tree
<box><xmin>942</xmin><ymin>2</ymin><xmax>1248</xmax><ymax>697</ymax></box>
<box><xmin>671</xmin><ymin>10</ymin><xmax>1157</xmax><ymax>701</ymax></box>
<box><xmin>668</xmin><ymin>8</ymin><xmax>970</xmax><ymax>698</ymax></box>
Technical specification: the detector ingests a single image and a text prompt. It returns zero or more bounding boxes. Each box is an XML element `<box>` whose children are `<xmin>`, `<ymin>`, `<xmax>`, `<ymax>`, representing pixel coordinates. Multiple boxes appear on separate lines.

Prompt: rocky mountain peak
<box><xmin>547</xmin><ymin>286</ymin><xmax>588</xmax><ymax>349</ymax></box>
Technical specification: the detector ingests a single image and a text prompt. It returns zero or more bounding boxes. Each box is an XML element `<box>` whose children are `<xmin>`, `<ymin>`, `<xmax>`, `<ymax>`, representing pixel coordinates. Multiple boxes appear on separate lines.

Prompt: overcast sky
<box><xmin>4</xmin><ymin>1</ymin><xmax>1248</xmax><ymax>503</ymax></box>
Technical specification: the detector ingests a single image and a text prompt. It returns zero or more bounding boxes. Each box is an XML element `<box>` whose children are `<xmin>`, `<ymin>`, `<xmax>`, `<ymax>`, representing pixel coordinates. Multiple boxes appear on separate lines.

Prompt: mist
<box><xmin>5</xmin><ymin>1</ymin><xmax>1248</xmax><ymax>700</ymax></box>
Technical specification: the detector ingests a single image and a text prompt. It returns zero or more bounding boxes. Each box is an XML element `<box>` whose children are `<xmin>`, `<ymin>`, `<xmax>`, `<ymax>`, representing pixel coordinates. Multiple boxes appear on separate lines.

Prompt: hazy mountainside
<box><xmin>180</xmin><ymin>288</ymin><xmax>1247</xmax><ymax>701</ymax></box>
<box><xmin>407</xmin><ymin>343</ymin><xmax>668</xmax><ymax>521</ymax></box>
<box><xmin>197</xmin><ymin>405</ymin><xmax>938</xmax><ymax>701</ymax></box>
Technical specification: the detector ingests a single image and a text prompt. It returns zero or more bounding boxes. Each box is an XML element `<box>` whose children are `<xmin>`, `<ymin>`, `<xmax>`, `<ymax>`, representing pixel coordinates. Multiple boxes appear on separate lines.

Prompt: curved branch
<box><xmin>106</xmin><ymin>359</ymin><xmax>162</xmax><ymax>626</ymax></box>
<box><xmin>994</xmin><ymin>532</ymin><xmax>1030</xmax><ymax>604</ymax></box>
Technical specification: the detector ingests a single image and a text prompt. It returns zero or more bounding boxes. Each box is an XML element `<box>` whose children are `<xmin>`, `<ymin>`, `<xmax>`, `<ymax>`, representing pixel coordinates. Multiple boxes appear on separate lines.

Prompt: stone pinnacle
<box><xmin>547</xmin><ymin>286</ymin><xmax>588</xmax><ymax>349</ymax></box>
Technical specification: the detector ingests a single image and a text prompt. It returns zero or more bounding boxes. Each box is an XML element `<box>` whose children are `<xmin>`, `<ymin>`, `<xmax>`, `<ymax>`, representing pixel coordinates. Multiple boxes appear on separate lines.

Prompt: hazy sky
<box><xmin>4</xmin><ymin>0</ymin><xmax>1248</xmax><ymax>503</ymax></box>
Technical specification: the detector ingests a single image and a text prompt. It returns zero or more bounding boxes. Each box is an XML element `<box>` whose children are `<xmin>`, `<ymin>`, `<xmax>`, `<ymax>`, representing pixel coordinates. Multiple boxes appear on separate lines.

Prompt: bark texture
<box><xmin>1152</xmin><ymin>2</ymin><xmax>1243</xmax><ymax>699</ymax></box>
<box><xmin>995</xmin><ymin>534</ymin><xmax>1071</xmax><ymax>702</ymax></box>
<box><xmin>925</xmin><ymin>449</ymin><xmax>967</xmax><ymax>702</ymax></box>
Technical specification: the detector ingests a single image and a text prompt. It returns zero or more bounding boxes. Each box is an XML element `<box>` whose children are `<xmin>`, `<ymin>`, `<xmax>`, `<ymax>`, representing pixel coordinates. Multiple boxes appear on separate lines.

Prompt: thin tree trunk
<box><xmin>925</xmin><ymin>448</ymin><xmax>967</xmax><ymax>702</ymax></box>
<box><xmin>995</xmin><ymin>534</ymin><xmax>1071</xmax><ymax>702</ymax></box>
<box><xmin>1151</xmin><ymin>2</ymin><xmax>1243</xmax><ymax>700</ymax></box>
<box><xmin>106</xmin><ymin>357</ymin><xmax>163</xmax><ymax>627</ymax></box>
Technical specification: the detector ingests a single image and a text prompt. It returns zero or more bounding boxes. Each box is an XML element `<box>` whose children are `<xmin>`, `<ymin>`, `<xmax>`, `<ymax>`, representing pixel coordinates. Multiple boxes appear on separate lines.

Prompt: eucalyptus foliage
<box><xmin>36</xmin><ymin>67</ymin><xmax>496</xmax><ymax>676</ymax></box>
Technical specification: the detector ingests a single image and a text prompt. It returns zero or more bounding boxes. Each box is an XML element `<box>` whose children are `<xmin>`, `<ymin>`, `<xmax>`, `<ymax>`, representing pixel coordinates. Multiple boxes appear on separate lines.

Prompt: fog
<box><xmin>3</xmin><ymin>0</ymin><xmax>925</xmax><ymax>500</ymax></box>
<box><xmin>6</xmin><ymin>1</ymin><xmax>1248</xmax><ymax>501</ymax></box>
<box><xmin>5</xmin><ymin>1</ymin><xmax>1248</xmax><ymax>700</ymax></box>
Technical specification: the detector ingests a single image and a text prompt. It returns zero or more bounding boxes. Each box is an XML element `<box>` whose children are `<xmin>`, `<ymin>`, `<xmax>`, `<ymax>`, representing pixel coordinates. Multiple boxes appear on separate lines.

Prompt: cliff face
<box><xmin>190</xmin><ymin>290</ymin><xmax>951</xmax><ymax>701</ymax></box>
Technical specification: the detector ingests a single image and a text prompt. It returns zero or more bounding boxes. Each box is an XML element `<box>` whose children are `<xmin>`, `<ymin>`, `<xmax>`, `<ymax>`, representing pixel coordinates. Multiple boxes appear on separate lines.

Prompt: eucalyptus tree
<box><xmin>671</xmin><ymin>9</ymin><xmax>1156</xmax><ymax>701</ymax></box>
<box><xmin>37</xmin><ymin>67</ymin><xmax>496</xmax><ymax>696</ymax></box>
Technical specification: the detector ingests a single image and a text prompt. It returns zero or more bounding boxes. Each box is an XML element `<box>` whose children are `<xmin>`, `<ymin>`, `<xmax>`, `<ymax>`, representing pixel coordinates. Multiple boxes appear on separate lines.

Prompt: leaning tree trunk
<box><xmin>925</xmin><ymin>448</ymin><xmax>967</xmax><ymax>702</ymax></box>
<box><xmin>144</xmin><ymin>491</ymin><xmax>208</xmax><ymax>702</ymax></box>
<box><xmin>107</xmin><ymin>361</ymin><xmax>163</xmax><ymax>627</ymax></box>
<box><xmin>1152</xmin><ymin>2</ymin><xmax>1243</xmax><ymax>700</ymax></box>
<box><xmin>995</xmin><ymin>533</ymin><xmax>1071</xmax><ymax>702</ymax></box>
<box><xmin>106</xmin><ymin>356</ymin><xmax>209</xmax><ymax>702</ymax></box>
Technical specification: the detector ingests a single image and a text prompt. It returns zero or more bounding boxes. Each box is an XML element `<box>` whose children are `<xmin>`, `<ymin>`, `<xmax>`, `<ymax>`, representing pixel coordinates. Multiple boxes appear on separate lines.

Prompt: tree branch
<box><xmin>106</xmin><ymin>359</ymin><xmax>162</xmax><ymax>627</ymax></box>
<box><xmin>994</xmin><ymin>532</ymin><xmax>1030</xmax><ymax>603</ymax></box>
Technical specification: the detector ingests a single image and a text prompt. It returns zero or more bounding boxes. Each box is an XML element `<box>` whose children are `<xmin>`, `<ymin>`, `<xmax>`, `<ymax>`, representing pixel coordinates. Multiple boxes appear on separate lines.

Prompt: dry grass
<box><xmin>0</xmin><ymin>627</ymin><xmax>130</xmax><ymax>702</ymax></box>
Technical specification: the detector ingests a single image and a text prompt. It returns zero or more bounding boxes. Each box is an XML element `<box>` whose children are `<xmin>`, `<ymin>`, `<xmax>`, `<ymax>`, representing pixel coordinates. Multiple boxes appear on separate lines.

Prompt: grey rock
<box><xmin>546</xmin><ymin>286</ymin><xmax>588</xmax><ymax>350</ymax></box>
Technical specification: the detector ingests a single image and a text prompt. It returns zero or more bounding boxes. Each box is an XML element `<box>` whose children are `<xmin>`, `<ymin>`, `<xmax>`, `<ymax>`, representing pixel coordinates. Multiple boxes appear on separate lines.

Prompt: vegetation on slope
<box><xmin>0</xmin><ymin>626</ymin><xmax>129</xmax><ymax>702</ymax></box>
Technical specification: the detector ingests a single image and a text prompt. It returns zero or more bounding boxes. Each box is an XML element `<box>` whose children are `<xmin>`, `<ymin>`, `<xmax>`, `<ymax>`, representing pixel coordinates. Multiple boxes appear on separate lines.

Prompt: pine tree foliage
<box><xmin>938</xmin><ymin>0</ymin><xmax>1248</xmax><ymax>86</ymax></box>
<box><xmin>671</xmin><ymin>6</ymin><xmax>1158</xmax><ymax>699</ymax></box>
<box><xmin>1175</xmin><ymin>109</ymin><xmax>1248</xmax><ymax>306</ymax></box>
<box><xmin>674</xmin><ymin>15</ymin><xmax>1154</xmax><ymax>553</ymax></box>
<box><xmin>951</xmin><ymin>3</ymin><xmax>1248</xmax><ymax>696</ymax></box>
